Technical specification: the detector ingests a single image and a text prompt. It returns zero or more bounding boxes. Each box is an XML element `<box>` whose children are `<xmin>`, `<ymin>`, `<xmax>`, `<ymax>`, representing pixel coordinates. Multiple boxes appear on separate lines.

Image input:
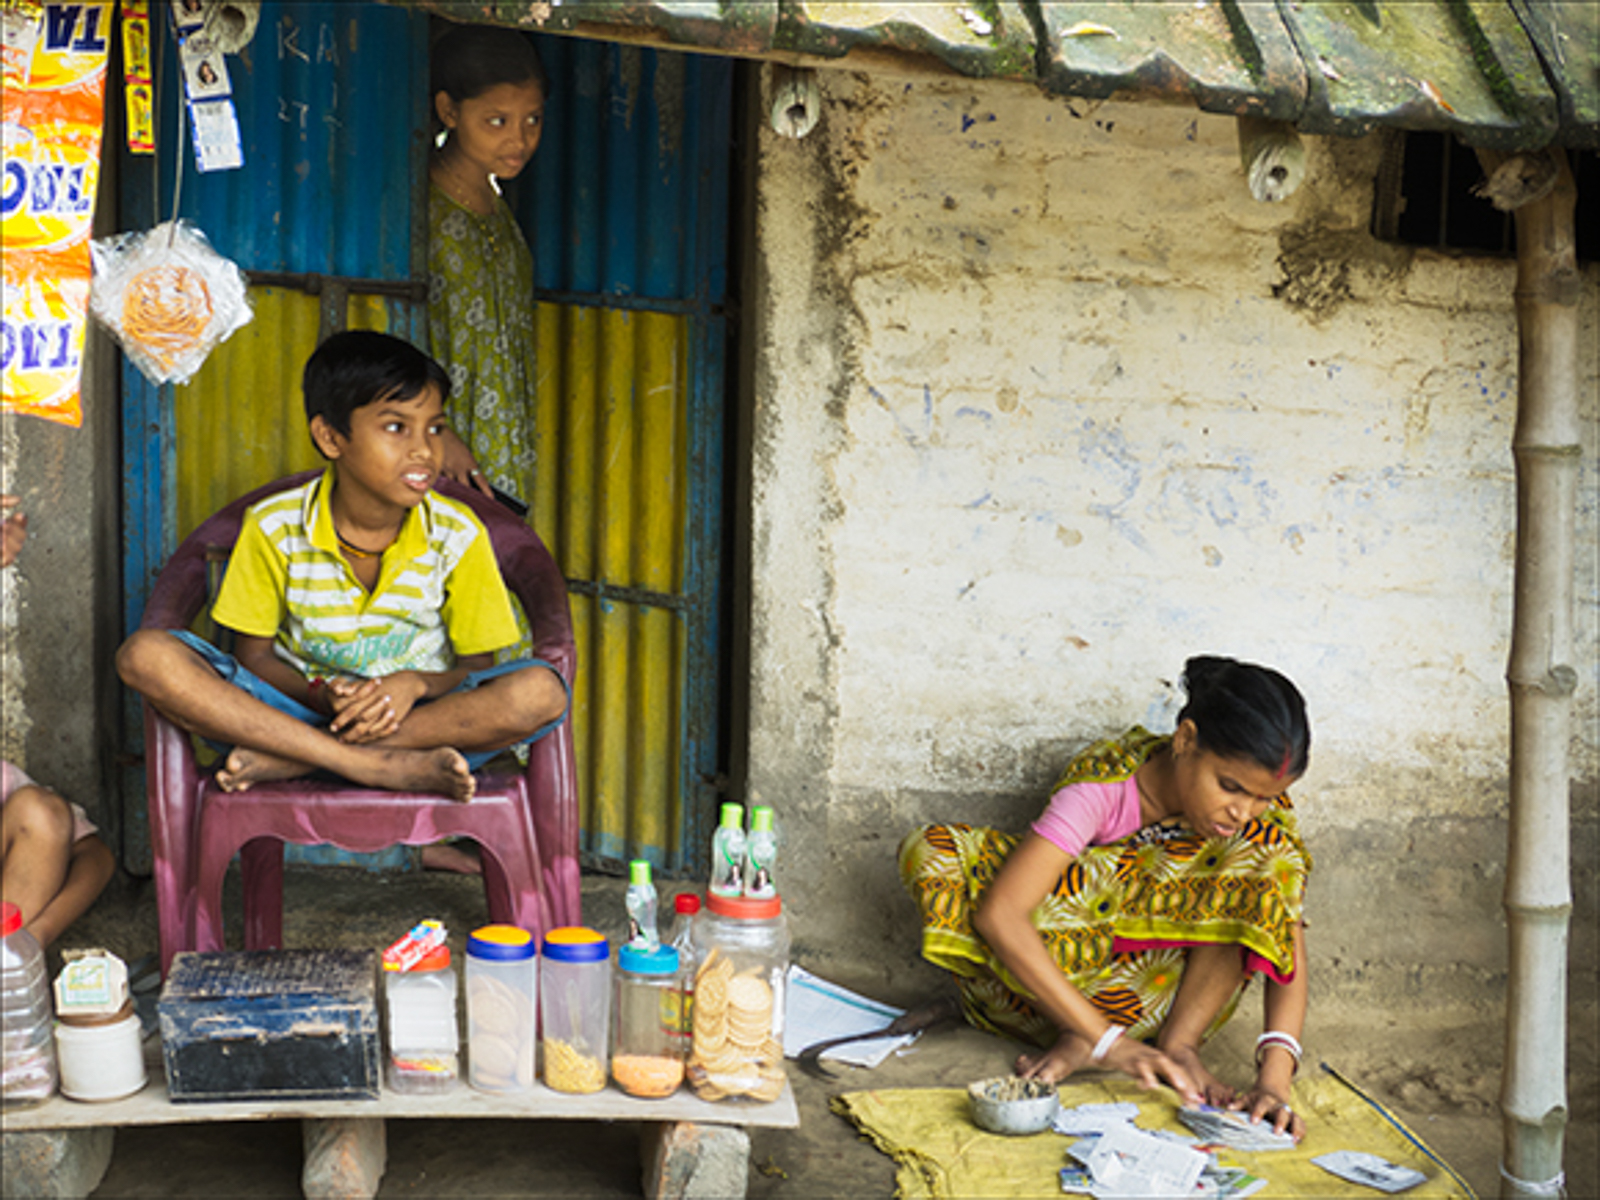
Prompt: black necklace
<box><xmin>334</xmin><ymin>523</ymin><xmax>392</xmax><ymax>560</ymax></box>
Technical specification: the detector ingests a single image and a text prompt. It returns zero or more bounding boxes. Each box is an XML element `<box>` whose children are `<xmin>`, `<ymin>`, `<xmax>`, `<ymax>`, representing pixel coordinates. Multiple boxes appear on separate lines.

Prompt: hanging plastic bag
<box><xmin>89</xmin><ymin>219</ymin><xmax>252</xmax><ymax>386</ymax></box>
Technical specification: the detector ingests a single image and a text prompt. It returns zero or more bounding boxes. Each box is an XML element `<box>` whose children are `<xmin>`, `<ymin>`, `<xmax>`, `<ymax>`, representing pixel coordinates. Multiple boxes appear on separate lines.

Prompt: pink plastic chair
<box><xmin>139</xmin><ymin>471</ymin><xmax>581</xmax><ymax>975</ymax></box>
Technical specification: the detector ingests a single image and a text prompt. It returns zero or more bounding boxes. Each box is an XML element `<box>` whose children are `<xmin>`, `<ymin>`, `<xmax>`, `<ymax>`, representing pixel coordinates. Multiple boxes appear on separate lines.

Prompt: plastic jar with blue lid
<box><xmin>612</xmin><ymin>944</ymin><xmax>684</xmax><ymax>1098</ymax></box>
<box><xmin>540</xmin><ymin>927</ymin><xmax>609</xmax><ymax>1093</ymax></box>
<box><xmin>466</xmin><ymin>925</ymin><xmax>537</xmax><ymax>1093</ymax></box>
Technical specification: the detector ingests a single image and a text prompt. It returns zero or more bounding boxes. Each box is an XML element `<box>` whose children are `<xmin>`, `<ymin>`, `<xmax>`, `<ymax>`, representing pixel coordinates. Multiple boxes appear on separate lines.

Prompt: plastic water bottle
<box><xmin>666</xmin><ymin>893</ymin><xmax>700</xmax><ymax>1061</ymax></box>
<box><xmin>668</xmin><ymin>892</ymin><xmax>700</xmax><ymax>967</ymax></box>
<box><xmin>708</xmin><ymin>803</ymin><xmax>747</xmax><ymax>899</ymax></box>
<box><xmin>625</xmin><ymin>860</ymin><xmax>659</xmax><ymax>948</ymax></box>
<box><xmin>1</xmin><ymin>901</ymin><xmax>57</xmax><ymax>1107</ymax></box>
<box><xmin>743</xmin><ymin>805</ymin><xmax>779</xmax><ymax>900</ymax></box>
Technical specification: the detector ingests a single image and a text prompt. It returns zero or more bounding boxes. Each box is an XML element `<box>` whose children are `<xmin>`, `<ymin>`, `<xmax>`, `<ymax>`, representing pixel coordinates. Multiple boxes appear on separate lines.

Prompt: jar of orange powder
<box><xmin>611</xmin><ymin>944</ymin><xmax>684</xmax><ymax>1098</ymax></box>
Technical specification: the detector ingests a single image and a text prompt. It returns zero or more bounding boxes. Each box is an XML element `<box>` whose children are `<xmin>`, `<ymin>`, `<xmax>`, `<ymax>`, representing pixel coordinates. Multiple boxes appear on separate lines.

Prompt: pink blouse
<box><xmin>1031</xmin><ymin>776</ymin><xmax>1142</xmax><ymax>857</ymax></box>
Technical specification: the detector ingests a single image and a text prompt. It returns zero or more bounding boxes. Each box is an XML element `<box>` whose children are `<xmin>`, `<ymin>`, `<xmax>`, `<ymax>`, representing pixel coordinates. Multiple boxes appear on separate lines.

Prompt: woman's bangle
<box><xmin>1090</xmin><ymin>1025</ymin><xmax>1124</xmax><ymax>1064</ymax></box>
<box><xmin>1255</xmin><ymin>1031</ymin><xmax>1303</xmax><ymax>1072</ymax></box>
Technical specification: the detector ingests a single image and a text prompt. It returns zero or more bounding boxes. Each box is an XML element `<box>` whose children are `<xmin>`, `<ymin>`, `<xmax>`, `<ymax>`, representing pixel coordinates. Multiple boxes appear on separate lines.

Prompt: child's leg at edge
<box><xmin>116</xmin><ymin>629</ymin><xmax>476</xmax><ymax>800</ymax></box>
<box><xmin>1</xmin><ymin>785</ymin><xmax>74</xmax><ymax>930</ymax></box>
<box><xmin>26</xmin><ymin>835</ymin><xmax>116</xmax><ymax>949</ymax></box>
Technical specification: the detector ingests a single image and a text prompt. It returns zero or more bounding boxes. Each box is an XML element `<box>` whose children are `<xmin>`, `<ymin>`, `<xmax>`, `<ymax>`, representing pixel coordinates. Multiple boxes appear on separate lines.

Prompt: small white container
<box><xmin>384</xmin><ymin>945</ymin><xmax>459</xmax><ymax>1094</ymax></box>
<box><xmin>55</xmin><ymin>1002</ymin><xmax>146</xmax><ymax>1102</ymax></box>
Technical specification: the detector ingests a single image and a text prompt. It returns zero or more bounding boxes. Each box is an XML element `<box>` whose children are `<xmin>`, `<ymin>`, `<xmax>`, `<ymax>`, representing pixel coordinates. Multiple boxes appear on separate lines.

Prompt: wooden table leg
<box><xmin>1</xmin><ymin>1127</ymin><xmax>114</xmax><ymax>1199</ymax></box>
<box><xmin>641</xmin><ymin>1120</ymin><xmax>751</xmax><ymax>1200</ymax></box>
<box><xmin>301</xmin><ymin>1116</ymin><xmax>386</xmax><ymax>1200</ymax></box>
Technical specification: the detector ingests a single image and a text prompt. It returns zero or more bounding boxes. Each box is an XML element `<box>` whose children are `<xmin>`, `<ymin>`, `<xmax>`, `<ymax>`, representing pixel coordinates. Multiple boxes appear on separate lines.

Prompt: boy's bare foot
<box><xmin>1016</xmin><ymin>1029</ymin><xmax>1093</xmax><ymax>1084</ymax></box>
<box><xmin>406</xmin><ymin>748</ymin><xmax>476</xmax><ymax>802</ymax></box>
<box><xmin>218</xmin><ymin>746</ymin><xmax>475</xmax><ymax>802</ymax></box>
<box><xmin>217</xmin><ymin>747</ymin><xmax>313</xmax><ymax>791</ymax></box>
<box><xmin>421</xmin><ymin>841</ymin><xmax>482</xmax><ymax>874</ymax></box>
<box><xmin>1164</xmin><ymin>1043</ymin><xmax>1234</xmax><ymax>1106</ymax></box>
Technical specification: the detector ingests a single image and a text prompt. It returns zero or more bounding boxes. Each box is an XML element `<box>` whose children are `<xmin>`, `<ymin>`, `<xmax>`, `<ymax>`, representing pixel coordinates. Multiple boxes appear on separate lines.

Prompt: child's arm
<box><xmin>327</xmin><ymin>653</ymin><xmax>493</xmax><ymax>743</ymax></box>
<box><xmin>26</xmin><ymin>835</ymin><xmax>116</xmax><ymax>949</ymax></box>
<box><xmin>234</xmin><ymin>634</ymin><xmax>325</xmax><ymax>712</ymax></box>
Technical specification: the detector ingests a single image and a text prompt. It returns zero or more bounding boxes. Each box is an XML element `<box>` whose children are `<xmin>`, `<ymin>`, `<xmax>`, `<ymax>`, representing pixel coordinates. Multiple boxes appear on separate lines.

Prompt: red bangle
<box><xmin>307</xmin><ymin>677</ymin><xmax>327</xmax><ymax>705</ymax></box>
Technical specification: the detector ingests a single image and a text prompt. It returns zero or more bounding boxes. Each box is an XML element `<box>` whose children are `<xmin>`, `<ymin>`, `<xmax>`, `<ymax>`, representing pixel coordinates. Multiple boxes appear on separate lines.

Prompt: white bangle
<box><xmin>1255</xmin><ymin>1031</ymin><xmax>1303</xmax><ymax>1070</ymax></box>
<box><xmin>1090</xmin><ymin>1025</ymin><xmax>1124</xmax><ymax>1064</ymax></box>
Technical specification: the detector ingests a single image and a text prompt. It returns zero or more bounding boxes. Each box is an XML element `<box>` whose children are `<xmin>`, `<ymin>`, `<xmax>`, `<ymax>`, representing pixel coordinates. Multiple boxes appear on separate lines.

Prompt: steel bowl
<box><xmin>967</xmin><ymin>1076</ymin><xmax>1061</xmax><ymax>1136</ymax></box>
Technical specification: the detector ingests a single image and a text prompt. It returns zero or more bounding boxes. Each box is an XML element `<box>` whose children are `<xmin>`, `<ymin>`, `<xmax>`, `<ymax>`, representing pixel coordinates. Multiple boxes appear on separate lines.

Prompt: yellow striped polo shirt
<box><xmin>210</xmin><ymin>468</ymin><xmax>520</xmax><ymax>680</ymax></box>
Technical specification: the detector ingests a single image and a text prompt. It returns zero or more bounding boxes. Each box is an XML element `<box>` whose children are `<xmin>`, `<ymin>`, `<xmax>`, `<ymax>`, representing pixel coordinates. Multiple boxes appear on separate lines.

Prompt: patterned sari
<box><xmin>898</xmin><ymin>728</ymin><xmax>1310</xmax><ymax>1046</ymax></box>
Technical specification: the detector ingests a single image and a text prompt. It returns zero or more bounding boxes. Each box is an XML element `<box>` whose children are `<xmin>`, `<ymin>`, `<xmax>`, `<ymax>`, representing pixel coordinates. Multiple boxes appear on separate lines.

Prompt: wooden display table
<box><xmin>3</xmin><ymin>1043</ymin><xmax>798</xmax><ymax>1199</ymax></box>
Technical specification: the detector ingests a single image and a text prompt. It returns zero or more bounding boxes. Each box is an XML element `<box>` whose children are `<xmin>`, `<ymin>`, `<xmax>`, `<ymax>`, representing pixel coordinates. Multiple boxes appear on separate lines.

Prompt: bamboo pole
<box><xmin>1476</xmin><ymin>147</ymin><xmax>1580</xmax><ymax>1200</ymax></box>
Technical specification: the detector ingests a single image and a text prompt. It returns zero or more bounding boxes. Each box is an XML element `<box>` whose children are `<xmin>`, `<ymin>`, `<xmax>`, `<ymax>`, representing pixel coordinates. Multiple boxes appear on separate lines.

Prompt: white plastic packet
<box><xmin>90</xmin><ymin>219</ymin><xmax>252</xmax><ymax>386</ymax></box>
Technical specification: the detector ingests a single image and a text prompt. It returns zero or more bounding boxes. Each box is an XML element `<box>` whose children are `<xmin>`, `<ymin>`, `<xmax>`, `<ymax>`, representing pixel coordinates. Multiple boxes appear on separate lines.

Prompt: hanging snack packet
<box><xmin>89</xmin><ymin>219</ymin><xmax>252</xmax><ymax>386</ymax></box>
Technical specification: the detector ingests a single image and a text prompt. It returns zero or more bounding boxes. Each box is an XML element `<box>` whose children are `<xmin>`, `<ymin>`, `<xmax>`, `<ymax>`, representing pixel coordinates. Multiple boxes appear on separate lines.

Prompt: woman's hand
<box><xmin>1102</xmin><ymin>1034</ymin><xmax>1204</xmax><ymax>1107</ymax></box>
<box><xmin>328</xmin><ymin>673</ymin><xmax>425</xmax><ymax>743</ymax></box>
<box><xmin>438</xmin><ymin>429</ymin><xmax>493</xmax><ymax>498</ymax></box>
<box><xmin>1229</xmin><ymin>1085</ymin><xmax>1305</xmax><ymax>1141</ymax></box>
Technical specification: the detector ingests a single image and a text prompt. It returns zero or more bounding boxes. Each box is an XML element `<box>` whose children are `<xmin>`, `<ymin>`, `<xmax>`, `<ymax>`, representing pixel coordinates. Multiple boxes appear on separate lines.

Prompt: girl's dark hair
<box><xmin>1177</xmin><ymin>655</ymin><xmax>1310</xmax><ymax>779</ymax></box>
<box><xmin>303</xmin><ymin>331</ymin><xmax>450</xmax><ymax>444</ymax></box>
<box><xmin>431</xmin><ymin>24</ymin><xmax>548</xmax><ymax>105</ymax></box>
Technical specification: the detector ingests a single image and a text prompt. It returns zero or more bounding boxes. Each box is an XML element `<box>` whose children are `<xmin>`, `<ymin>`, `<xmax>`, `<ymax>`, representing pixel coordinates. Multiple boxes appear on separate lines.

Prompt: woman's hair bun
<box><xmin>1178</xmin><ymin>655</ymin><xmax>1310</xmax><ymax>779</ymax></box>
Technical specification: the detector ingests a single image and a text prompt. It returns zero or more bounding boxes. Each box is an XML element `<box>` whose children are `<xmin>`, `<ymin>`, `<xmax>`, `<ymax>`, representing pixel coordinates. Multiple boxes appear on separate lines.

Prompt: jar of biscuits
<box><xmin>688</xmin><ymin>893</ymin><xmax>789</xmax><ymax>1102</ymax></box>
<box><xmin>539</xmin><ymin>927</ymin><xmax>610</xmax><ymax>1094</ymax></box>
<box><xmin>466</xmin><ymin>925</ymin><xmax>537</xmax><ymax>1093</ymax></box>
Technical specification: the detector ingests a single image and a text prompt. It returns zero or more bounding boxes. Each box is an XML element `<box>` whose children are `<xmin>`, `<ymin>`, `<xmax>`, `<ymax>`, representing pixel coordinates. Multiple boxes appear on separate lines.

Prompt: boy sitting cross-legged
<box><xmin>117</xmin><ymin>331</ymin><xmax>568</xmax><ymax>803</ymax></box>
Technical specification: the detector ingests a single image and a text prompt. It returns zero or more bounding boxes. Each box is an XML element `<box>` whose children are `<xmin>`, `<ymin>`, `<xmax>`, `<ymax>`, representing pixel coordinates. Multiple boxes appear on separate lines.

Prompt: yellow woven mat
<box><xmin>831</xmin><ymin>1068</ymin><xmax>1476</xmax><ymax>1199</ymax></box>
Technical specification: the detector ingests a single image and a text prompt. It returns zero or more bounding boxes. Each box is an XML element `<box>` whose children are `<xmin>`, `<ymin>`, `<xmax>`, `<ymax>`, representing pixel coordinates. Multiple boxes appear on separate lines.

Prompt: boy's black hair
<box><xmin>431</xmin><ymin>24</ymin><xmax>548</xmax><ymax>106</ymax></box>
<box><xmin>303</xmin><ymin>331</ymin><xmax>451</xmax><ymax>445</ymax></box>
<box><xmin>1177</xmin><ymin>655</ymin><xmax>1310</xmax><ymax>780</ymax></box>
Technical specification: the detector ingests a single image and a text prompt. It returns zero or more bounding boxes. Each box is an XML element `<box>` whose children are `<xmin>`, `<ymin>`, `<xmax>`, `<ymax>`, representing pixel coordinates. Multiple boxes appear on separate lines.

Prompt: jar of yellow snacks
<box><xmin>539</xmin><ymin>927</ymin><xmax>609</xmax><ymax>1094</ymax></box>
<box><xmin>687</xmin><ymin>893</ymin><xmax>790</xmax><ymax>1102</ymax></box>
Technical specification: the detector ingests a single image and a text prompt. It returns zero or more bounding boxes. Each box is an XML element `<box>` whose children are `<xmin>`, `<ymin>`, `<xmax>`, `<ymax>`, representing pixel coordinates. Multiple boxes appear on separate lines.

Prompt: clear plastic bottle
<box><xmin>668</xmin><ymin>893</ymin><xmax>700</xmax><ymax>967</ymax></box>
<box><xmin>625</xmin><ymin>859</ymin><xmax>660</xmax><ymax>948</ymax></box>
<box><xmin>384</xmin><ymin>944</ymin><xmax>459</xmax><ymax>1094</ymax></box>
<box><xmin>665</xmin><ymin>893</ymin><xmax>701</xmax><ymax>1062</ymax></box>
<box><xmin>1</xmin><ymin>901</ymin><xmax>57</xmax><ymax>1107</ymax></box>
<box><xmin>708</xmin><ymin>803</ymin><xmax>747</xmax><ymax>899</ymax></box>
<box><xmin>742</xmin><ymin>806</ymin><xmax>779</xmax><ymax>899</ymax></box>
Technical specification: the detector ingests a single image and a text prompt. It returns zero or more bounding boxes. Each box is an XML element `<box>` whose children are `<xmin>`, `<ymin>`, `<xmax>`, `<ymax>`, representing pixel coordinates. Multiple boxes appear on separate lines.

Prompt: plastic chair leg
<box><xmin>241</xmin><ymin>837</ymin><xmax>286</xmax><ymax>951</ymax></box>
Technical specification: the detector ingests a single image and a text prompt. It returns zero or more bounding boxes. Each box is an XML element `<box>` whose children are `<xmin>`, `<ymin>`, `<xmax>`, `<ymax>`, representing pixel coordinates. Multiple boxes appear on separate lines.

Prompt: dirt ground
<box><xmin>52</xmin><ymin>866</ymin><xmax>1596</xmax><ymax>1199</ymax></box>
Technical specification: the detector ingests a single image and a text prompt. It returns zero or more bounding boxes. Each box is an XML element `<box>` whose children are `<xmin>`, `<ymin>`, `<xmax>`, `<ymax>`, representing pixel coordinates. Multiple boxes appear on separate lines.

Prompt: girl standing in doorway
<box><xmin>428</xmin><ymin>24</ymin><xmax>546</xmax><ymax>511</ymax></box>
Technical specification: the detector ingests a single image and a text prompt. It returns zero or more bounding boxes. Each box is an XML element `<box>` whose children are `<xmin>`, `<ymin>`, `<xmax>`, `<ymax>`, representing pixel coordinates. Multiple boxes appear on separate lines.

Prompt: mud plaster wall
<box><xmin>743</xmin><ymin>68</ymin><xmax>1599</xmax><ymax>1060</ymax></box>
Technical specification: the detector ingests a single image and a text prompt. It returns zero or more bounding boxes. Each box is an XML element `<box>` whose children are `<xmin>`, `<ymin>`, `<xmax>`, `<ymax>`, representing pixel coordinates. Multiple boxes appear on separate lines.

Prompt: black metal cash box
<box><xmin>158</xmin><ymin>949</ymin><xmax>380</xmax><ymax>1102</ymax></box>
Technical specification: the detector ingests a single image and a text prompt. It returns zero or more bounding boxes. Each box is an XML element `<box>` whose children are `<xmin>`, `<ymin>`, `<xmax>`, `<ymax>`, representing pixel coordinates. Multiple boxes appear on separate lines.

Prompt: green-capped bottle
<box><xmin>624</xmin><ymin>859</ymin><xmax>659</xmax><ymax>948</ymax></box>
<box><xmin>708</xmin><ymin>803</ymin><xmax>746</xmax><ymax>899</ymax></box>
<box><xmin>742</xmin><ymin>806</ymin><xmax>779</xmax><ymax>900</ymax></box>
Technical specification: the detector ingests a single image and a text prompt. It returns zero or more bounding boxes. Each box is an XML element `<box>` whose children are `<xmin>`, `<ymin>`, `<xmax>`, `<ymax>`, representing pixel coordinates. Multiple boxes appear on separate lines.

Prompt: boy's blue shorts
<box><xmin>170</xmin><ymin>630</ymin><xmax>569</xmax><ymax>771</ymax></box>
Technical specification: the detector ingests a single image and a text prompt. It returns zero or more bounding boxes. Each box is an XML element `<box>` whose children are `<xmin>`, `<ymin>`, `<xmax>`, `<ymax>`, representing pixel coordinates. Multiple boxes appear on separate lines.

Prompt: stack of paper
<box><xmin>1057</xmin><ymin>1105</ymin><xmax>1271</xmax><ymax>1198</ymax></box>
<box><xmin>1177</xmin><ymin>1106</ymin><xmax>1298</xmax><ymax>1153</ymax></box>
<box><xmin>781</xmin><ymin>965</ymin><xmax>916</xmax><ymax>1069</ymax></box>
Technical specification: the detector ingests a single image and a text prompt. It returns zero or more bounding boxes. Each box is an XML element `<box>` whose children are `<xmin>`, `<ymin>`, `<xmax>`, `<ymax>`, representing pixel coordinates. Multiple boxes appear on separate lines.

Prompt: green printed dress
<box><xmin>899</xmin><ymin>727</ymin><xmax>1311</xmax><ymax>1047</ymax></box>
<box><xmin>427</xmin><ymin>183</ymin><xmax>538</xmax><ymax>507</ymax></box>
